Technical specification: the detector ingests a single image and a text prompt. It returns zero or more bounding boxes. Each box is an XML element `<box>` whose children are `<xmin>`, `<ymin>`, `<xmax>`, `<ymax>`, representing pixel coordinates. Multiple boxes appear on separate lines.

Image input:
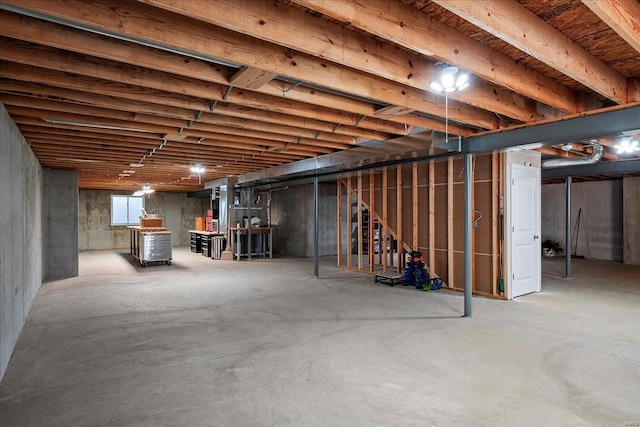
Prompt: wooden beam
<box><xmin>412</xmin><ymin>163</ymin><xmax>419</xmax><ymax>251</ymax></box>
<box><xmin>396</xmin><ymin>165</ymin><xmax>403</xmax><ymax>273</ymax></box>
<box><xmin>0</xmin><ymin>39</ymin><xmax>398</xmax><ymax>137</ymax></box>
<box><xmin>143</xmin><ymin>0</ymin><xmax>551</xmax><ymax>123</ymax></box>
<box><xmin>447</xmin><ymin>158</ymin><xmax>455</xmax><ymax>288</ymax></box>
<box><xmin>581</xmin><ymin>0</ymin><xmax>640</xmax><ymax>55</ymax></box>
<box><xmin>382</xmin><ymin>168</ymin><xmax>388</xmax><ymax>272</ymax></box>
<box><xmin>2</xmin><ymin>0</ymin><xmax>498</xmax><ymax>130</ymax></box>
<box><xmin>428</xmin><ymin>161</ymin><xmax>436</xmax><ymax>275</ymax></box>
<box><xmin>373</xmin><ymin>105</ymin><xmax>415</xmax><ymax>120</ymax></box>
<box><xmin>0</xmin><ymin>10</ymin><xmax>386</xmax><ymax>132</ymax></box>
<box><xmin>628</xmin><ymin>79</ymin><xmax>640</xmax><ymax>103</ymax></box>
<box><xmin>434</xmin><ymin>0</ymin><xmax>627</xmax><ymax>104</ymax></box>
<box><xmin>0</xmin><ymin>93</ymin><xmax>188</xmax><ymax>128</ymax></box>
<box><xmin>491</xmin><ymin>153</ymin><xmax>500</xmax><ymax>296</ymax></box>
<box><xmin>291</xmin><ymin>0</ymin><xmax>577</xmax><ymax>113</ymax></box>
<box><xmin>369</xmin><ymin>170</ymin><xmax>375</xmax><ymax>272</ymax></box>
<box><xmin>229</xmin><ymin>66</ymin><xmax>277</xmax><ymax>89</ymax></box>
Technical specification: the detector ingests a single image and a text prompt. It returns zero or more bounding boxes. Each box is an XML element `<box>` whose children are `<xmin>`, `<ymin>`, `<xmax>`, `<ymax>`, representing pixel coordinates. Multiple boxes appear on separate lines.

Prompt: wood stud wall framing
<box><xmin>337</xmin><ymin>154</ymin><xmax>505</xmax><ymax>299</ymax></box>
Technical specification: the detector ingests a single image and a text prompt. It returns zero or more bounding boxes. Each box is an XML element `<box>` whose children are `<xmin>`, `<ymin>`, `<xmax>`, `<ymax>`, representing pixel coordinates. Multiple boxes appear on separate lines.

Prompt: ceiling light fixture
<box><xmin>133</xmin><ymin>183</ymin><xmax>155</xmax><ymax>197</ymax></box>
<box><xmin>430</xmin><ymin>66</ymin><xmax>470</xmax><ymax>142</ymax></box>
<box><xmin>190</xmin><ymin>164</ymin><xmax>206</xmax><ymax>184</ymax></box>
<box><xmin>615</xmin><ymin>138</ymin><xmax>639</xmax><ymax>154</ymax></box>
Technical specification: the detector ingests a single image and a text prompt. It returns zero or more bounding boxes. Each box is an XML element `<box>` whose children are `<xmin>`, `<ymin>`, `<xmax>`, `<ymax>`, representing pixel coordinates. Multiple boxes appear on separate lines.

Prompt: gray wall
<box><xmin>623</xmin><ymin>177</ymin><xmax>640</xmax><ymax>265</ymax></box>
<box><xmin>270</xmin><ymin>182</ymin><xmax>337</xmax><ymax>257</ymax></box>
<box><xmin>542</xmin><ymin>180</ymin><xmax>623</xmax><ymax>261</ymax></box>
<box><xmin>43</xmin><ymin>169</ymin><xmax>79</xmax><ymax>281</ymax></box>
<box><xmin>79</xmin><ymin>190</ymin><xmax>209</xmax><ymax>250</ymax></box>
<box><xmin>1</xmin><ymin>103</ymin><xmax>43</xmax><ymax>380</ymax></box>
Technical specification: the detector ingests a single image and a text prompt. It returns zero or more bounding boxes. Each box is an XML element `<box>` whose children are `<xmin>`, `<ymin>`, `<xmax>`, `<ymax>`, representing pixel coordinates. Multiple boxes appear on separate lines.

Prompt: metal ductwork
<box><xmin>542</xmin><ymin>143</ymin><xmax>604</xmax><ymax>168</ymax></box>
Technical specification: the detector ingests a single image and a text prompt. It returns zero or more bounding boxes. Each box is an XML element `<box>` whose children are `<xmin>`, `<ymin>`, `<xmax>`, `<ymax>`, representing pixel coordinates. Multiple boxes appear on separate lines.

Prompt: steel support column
<box><xmin>247</xmin><ymin>187</ymin><xmax>252</xmax><ymax>261</ymax></box>
<box><xmin>565</xmin><ymin>176</ymin><xmax>571</xmax><ymax>278</ymax></box>
<box><xmin>313</xmin><ymin>176</ymin><xmax>319</xmax><ymax>278</ymax></box>
<box><xmin>464</xmin><ymin>153</ymin><xmax>473</xmax><ymax>317</ymax></box>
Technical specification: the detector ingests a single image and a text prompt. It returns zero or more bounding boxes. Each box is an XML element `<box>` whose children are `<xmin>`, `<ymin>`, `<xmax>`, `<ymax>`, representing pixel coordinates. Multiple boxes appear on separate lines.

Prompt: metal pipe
<box><xmin>314</xmin><ymin>177</ymin><xmax>319</xmax><ymax>278</ymax></box>
<box><xmin>248</xmin><ymin>187</ymin><xmax>252</xmax><ymax>261</ymax></box>
<box><xmin>565</xmin><ymin>176</ymin><xmax>571</xmax><ymax>278</ymax></box>
<box><xmin>464</xmin><ymin>153</ymin><xmax>473</xmax><ymax>317</ymax></box>
<box><xmin>542</xmin><ymin>143</ymin><xmax>604</xmax><ymax>168</ymax></box>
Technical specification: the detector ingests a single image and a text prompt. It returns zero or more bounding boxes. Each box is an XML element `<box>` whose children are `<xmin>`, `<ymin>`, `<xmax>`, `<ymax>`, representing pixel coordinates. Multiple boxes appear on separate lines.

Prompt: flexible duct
<box><xmin>542</xmin><ymin>143</ymin><xmax>603</xmax><ymax>168</ymax></box>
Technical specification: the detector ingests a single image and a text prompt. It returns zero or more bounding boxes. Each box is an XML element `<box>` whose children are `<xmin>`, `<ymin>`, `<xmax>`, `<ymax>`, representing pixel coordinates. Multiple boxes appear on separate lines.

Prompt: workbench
<box><xmin>230</xmin><ymin>227</ymin><xmax>274</xmax><ymax>261</ymax></box>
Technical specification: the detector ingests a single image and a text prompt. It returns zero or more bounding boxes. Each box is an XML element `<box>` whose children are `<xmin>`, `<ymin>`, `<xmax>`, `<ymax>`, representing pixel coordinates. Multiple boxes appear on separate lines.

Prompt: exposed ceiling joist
<box><xmin>0</xmin><ymin>0</ymin><xmax>637</xmax><ymax>191</ymax></box>
<box><xmin>433</xmin><ymin>0</ymin><xmax>627</xmax><ymax>104</ymax></box>
<box><xmin>141</xmin><ymin>0</ymin><xmax>551</xmax><ymax>123</ymax></box>
<box><xmin>0</xmin><ymin>0</ymin><xmax>497</xmax><ymax>129</ymax></box>
<box><xmin>229</xmin><ymin>67</ymin><xmax>277</xmax><ymax>90</ymax></box>
<box><xmin>290</xmin><ymin>0</ymin><xmax>578</xmax><ymax>113</ymax></box>
<box><xmin>581</xmin><ymin>0</ymin><xmax>640</xmax><ymax>55</ymax></box>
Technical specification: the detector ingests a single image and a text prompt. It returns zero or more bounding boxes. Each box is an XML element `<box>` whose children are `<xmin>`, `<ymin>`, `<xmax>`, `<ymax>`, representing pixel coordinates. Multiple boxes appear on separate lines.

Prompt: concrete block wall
<box><xmin>541</xmin><ymin>180</ymin><xmax>623</xmax><ymax>261</ymax></box>
<box><xmin>78</xmin><ymin>189</ymin><xmax>208</xmax><ymax>250</ymax></box>
<box><xmin>1</xmin><ymin>103</ymin><xmax>43</xmax><ymax>380</ymax></box>
<box><xmin>43</xmin><ymin>169</ymin><xmax>79</xmax><ymax>281</ymax></box>
<box><xmin>270</xmin><ymin>182</ymin><xmax>337</xmax><ymax>257</ymax></box>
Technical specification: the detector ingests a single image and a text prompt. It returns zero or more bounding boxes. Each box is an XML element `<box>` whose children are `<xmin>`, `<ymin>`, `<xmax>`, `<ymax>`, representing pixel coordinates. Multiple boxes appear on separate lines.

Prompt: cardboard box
<box><xmin>141</xmin><ymin>218</ymin><xmax>163</xmax><ymax>227</ymax></box>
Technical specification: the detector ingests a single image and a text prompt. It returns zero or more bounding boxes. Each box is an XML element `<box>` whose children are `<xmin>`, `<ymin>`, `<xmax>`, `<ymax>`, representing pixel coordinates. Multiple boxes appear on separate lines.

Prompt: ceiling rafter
<box><xmin>0</xmin><ymin>0</ymin><xmax>497</xmax><ymax>129</ymax></box>
<box><xmin>140</xmin><ymin>0</ymin><xmax>551</xmax><ymax>123</ymax></box>
<box><xmin>433</xmin><ymin>0</ymin><xmax>627</xmax><ymax>104</ymax></box>
<box><xmin>581</xmin><ymin>0</ymin><xmax>640</xmax><ymax>55</ymax></box>
<box><xmin>290</xmin><ymin>0</ymin><xmax>578</xmax><ymax>113</ymax></box>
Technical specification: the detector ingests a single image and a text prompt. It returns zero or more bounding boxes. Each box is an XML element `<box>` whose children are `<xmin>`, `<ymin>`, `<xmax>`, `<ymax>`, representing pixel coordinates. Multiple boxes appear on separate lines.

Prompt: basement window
<box><xmin>111</xmin><ymin>195</ymin><xmax>145</xmax><ymax>226</ymax></box>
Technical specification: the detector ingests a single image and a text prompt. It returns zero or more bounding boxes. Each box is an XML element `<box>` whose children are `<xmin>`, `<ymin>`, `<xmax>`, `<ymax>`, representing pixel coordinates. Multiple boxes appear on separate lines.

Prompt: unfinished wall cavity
<box><xmin>337</xmin><ymin>153</ymin><xmax>503</xmax><ymax>298</ymax></box>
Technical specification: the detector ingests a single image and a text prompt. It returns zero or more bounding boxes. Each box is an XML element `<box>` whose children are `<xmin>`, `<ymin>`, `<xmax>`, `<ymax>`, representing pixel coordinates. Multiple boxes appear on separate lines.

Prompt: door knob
<box><xmin>533</xmin><ymin>235</ymin><xmax>539</xmax><ymax>239</ymax></box>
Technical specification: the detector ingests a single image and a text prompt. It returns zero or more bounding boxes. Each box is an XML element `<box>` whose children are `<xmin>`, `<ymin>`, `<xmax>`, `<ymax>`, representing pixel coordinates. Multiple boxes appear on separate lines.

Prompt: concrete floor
<box><xmin>1</xmin><ymin>248</ymin><xmax>638</xmax><ymax>426</ymax></box>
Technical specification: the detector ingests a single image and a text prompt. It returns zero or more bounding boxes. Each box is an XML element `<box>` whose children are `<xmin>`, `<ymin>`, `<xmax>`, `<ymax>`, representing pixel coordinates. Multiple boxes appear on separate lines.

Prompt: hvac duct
<box><xmin>542</xmin><ymin>143</ymin><xmax>603</xmax><ymax>168</ymax></box>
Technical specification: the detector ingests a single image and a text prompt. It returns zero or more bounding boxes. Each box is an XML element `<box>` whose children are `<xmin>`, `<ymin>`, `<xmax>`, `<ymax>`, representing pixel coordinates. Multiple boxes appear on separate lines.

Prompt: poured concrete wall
<box><xmin>78</xmin><ymin>190</ymin><xmax>208</xmax><ymax>250</ymax></box>
<box><xmin>0</xmin><ymin>103</ymin><xmax>43</xmax><ymax>380</ymax></box>
<box><xmin>622</xmin><ymin>177</ymin><xmax>640</xmax><ymax>265</ymax></box>
<box><xmin>270</xmin><ymin>182</ymin><xmax>337</xmax><ymax>257</ymax></box>
<box><xmin>541</xmin><ymin>180</ymin><xmax>623</xmax><ymax>261</ymax></box>
<box><xmin>43</xmin><ymin>170</ymin><xmax>78</xmax><ymax>281</ymax></box>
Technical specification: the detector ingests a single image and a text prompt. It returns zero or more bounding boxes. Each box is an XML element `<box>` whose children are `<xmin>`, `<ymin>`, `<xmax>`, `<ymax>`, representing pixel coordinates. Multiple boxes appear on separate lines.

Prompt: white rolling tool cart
<box><xmin>127</xmin><ymin>226</ymin><xmax>173</xmax><ymax>267</ymax></box>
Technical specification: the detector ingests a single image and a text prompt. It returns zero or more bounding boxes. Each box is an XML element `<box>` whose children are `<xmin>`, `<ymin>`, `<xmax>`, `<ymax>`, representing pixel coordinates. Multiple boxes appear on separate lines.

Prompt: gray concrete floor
<box><xmin>1</xmin><ymin>248</ymin><xmax>639</xmax><ymax>426</ymax></box>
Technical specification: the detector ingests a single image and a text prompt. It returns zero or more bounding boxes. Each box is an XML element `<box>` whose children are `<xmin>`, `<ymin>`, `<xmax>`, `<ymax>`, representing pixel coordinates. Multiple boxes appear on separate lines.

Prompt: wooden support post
<box><xmin>429</xmin><ymin>161</ymin><xmax>436</xmax><ymax>273</ymax></box>
<box><xmin>491</xmin><ymin>152</ymin><xmax>499</xmax><ymax>296</ymax></box>
<box><xmin>447</xmin><ymin>157</ymin><xmax>455</xmax><ymax>288</ymax></box>
<box><xmin>396</xmin><ymin>165</ymin><xmax>403</xmax><ymax>273</ymax></box>
<box><xmin>471</xmin><ymin>156</ymin><xmax>476</xmax><ymax>294</ymax></box>
<box><xmin>412</xmin><ymin>163</ymin><xmax>419</xmax><ymax>252</ymax></box>
<box><xmin>369</xmin><ymin>169</ymin><xmax>375</xmax><ymax>272</ymax></box>
<box><xmin>382</xmin><ymin>168</ymin><xmax>388</xmax><ymax>272</ymax></box>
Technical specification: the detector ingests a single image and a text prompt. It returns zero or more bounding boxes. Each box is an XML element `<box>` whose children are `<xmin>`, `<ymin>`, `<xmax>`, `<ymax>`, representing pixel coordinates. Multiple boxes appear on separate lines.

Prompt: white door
<box><xmin>510</xmin><ymin>163</ymin><xmax>541</xmax><ymax>297</ymax></box>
